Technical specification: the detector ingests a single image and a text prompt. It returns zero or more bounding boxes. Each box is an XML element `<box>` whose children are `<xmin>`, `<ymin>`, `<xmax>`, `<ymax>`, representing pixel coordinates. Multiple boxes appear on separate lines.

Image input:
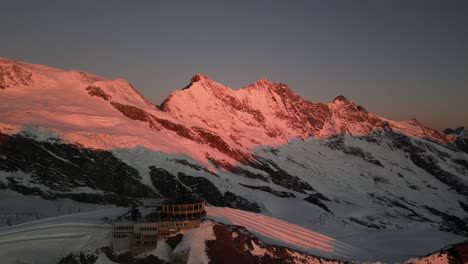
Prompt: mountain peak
<box><xmin>191</xmin><ymin>73</ymin><xmax>211</xmax><ymax>83</ymax></box>
<box><xmin>408</xmin><ymin>118</ymin><xmax>422</xmax><ymax>126</ymax></box>
<box><xmin>255</xmin><ymin>78</ymin><xmax>273</xmax><ymax>85</ymax></box>
<box><xmin>333</xmin><ymin>95</ymin><xmax>350</xmax><ymax>102</ymax></box>
<box><xmin>182</xmin><ymin>73</ymin><xmax>220</xmax><ymax>90</ymax></box>
<box><xmin>244</xmin><ymin>78</ymin><xmax>279</xmax><ymax>91</ymax></box>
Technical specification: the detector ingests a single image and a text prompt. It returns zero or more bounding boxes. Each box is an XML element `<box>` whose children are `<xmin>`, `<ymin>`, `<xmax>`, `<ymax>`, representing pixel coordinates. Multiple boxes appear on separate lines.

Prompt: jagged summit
<box><xmin>333</xmin><ymin>95</ymin><xmax>351</xmax><ymax>103</ymax></box>
<box><xmin>0</xmin><ymin>58</ymin><xmax>455</xmax><ymax>150</ymax></box>
<box><xmin>190</xmin><ymin>73</ymin><xmax>211</xmax><ymax>83</ymax></box>
<box><xmin>408</xmin><ymin>117</ymin><xmax>422</xmax><ymax>125</ymax></box>
<box><xmin>253</xmin><ymin>78</ymin><xmax>273</xmax><ymax>86</ymax></box>
<box><xmin>243</xmin><ymin>78</ymin><xmax>278</xmax><ymax>91</ymax></box>
<box><xmin>181</xmin><ymin>73</ymin><xmax>227</xmax><ymax>92</ymax></box>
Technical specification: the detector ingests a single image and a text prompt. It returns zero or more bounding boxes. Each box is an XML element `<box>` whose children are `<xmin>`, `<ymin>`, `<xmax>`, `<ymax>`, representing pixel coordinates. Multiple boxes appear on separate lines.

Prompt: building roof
<box><xmin>163</xmin><ymin>196</ymin><xmax>204</xmax><ymax>205</ymax></box>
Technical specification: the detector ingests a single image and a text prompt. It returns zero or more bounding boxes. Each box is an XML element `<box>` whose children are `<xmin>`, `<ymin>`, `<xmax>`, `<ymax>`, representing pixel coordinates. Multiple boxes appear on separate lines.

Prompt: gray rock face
<box><xmin>0</xmin><ymin>132</ymin><xmax>158</xmax><ymax>206</ymax></box>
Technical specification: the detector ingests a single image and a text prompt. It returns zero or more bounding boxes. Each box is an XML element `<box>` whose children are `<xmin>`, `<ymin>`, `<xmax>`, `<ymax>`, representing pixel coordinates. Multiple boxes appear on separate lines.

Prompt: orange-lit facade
<box><xmin>161</xmin><ymin>199</ymin><xmax>205</xmax><ymax>218</ymax></box>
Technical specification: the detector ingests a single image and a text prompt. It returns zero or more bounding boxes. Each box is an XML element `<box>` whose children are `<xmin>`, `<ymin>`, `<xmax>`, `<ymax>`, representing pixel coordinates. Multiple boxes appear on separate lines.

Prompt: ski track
<box><xmin>210</xmin><ymin>208</ymin><xmax>332</xmax><ymax>251</ymax></box>
<box><xmin>206</xmin><ymin>207</ymin><xmax>361</xmax><ymax>258</ymax></box>
<box><xmin>0</xmin><ymin>208</ymin><xmax>121</xmax><ymax>232</ymax></box>
<box><xmin>0</xmin><ymin>223</ymin><xmax>110</xmax><ymax>238</ymax></box>
<box><xmin>0</xmin><ymin>232</ymin><xmax>91</xmax><ymax>245</ymax></box>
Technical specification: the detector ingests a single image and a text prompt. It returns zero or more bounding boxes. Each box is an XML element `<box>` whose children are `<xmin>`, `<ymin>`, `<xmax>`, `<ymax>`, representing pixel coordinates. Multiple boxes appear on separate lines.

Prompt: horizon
<box><xmin>1</xmin><ymin>1</ymin><xmax>467</xmax><ymax>130</ymax></box>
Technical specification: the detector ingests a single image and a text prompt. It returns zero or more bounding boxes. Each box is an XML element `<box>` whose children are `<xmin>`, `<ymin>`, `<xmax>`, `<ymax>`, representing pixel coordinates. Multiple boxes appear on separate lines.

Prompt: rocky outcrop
<box><xmin>239</xmin><ymin>184</ymin><xmax>296</xmax><ymax>198</ymax></box>
<box><xmin>0</xmin><ymin>64</ymin><xmax>32</xmax><ymax>89</ymax></box>
<box><xmin>0</xmin><ymin>132</ymin><xmax>158</xmax><ymax>206</ymax></box>
<box><xmin>205</xmin><ymin>224</ymin><xmax>349</xmax><ymax>264</ymax></box>
<box><xmin>148</xmin><ymin>168</ymin><xmax>260</xmax><ymax>212</ymax></box>
<box><xmin>57</xmin><ymin>247</ymin><xmax>167</xmax><ymax>264</ymax></box>
<box><xmin>86</xmin><ymin>85</ymin><xmax>110</xmax><ymax>101</ymax></box>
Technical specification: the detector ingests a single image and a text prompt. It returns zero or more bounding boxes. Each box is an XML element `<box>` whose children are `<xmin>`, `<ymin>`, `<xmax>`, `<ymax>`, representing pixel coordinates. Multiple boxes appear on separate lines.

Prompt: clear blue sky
<box><xmin>1</xmin><ymin>0</ymin><xmax>467</xmax><ymax>130</ymax></box>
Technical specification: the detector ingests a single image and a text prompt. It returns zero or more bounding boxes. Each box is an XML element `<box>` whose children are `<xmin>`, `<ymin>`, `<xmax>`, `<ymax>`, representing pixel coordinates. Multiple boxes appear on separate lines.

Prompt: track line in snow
<box><xmin>0</xmin><ymin>223</ymin><xmax>110</xmax><ymax>238</ymax></box>
<box><xmin>206</xmin><ymin>206</ymin><xmax>362</xmax><ymax>258</ymax></box>
<box><xmin>210</xmin><ymin>207</ymin><xmax>333</xmax><ymax>252</ymax></box>
<box><xmin>0</xmin><ymin>208</ymin><xmax>121</xmax><ymax>232</ymax></box>
<box><xmin>0</xmin><ymin>232</ymin><xmax>91</xmax><ymax>245</ymax></box>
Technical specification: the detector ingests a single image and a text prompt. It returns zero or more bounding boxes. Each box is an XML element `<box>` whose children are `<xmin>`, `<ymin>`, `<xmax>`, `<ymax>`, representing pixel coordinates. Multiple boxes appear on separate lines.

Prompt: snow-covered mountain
<box><xmin>1</xmin><ymin>58</ymin><xmax>468</xmax><ymax>263</ymax></box>
<box><xmin>444</xmin><ymin>127</ymin><xmax>468</xmax><ymax>154</ymax></box>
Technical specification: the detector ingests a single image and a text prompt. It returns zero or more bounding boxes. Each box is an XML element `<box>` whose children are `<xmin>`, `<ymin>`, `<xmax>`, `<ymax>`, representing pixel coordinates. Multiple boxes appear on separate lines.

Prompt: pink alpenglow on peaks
<box><xmin>0</xmin><ymin>58</ymin><xmax>455</xmax><ymax>169</ymax></box>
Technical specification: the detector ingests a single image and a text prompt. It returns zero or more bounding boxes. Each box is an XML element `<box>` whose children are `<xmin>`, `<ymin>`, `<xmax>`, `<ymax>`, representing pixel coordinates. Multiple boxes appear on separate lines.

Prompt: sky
<box><xmin>1</xmin><ymin>0</ymin><xmax>467</xmax><ymax>130</ymax></box>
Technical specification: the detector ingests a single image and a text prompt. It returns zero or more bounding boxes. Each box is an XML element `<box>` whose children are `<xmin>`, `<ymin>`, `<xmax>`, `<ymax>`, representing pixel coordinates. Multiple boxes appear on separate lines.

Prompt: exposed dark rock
<box><xmin>178</xmin><ymin>172</ymin><xmax>261</xmax><ymax>213</ymax></box>
<box><xmin>153</xmin><ymin>117</ymin><xmax>197</xmax><ymax>141</ymax></box>
<box><xmin>239</xmin><ymin>184</ymin><xmax>296</xmax><ymax>198</ymax></box>
<box><xmin>208</xmin><ymin>155</ymin><xmax>313</xmax><ymax>194</ymax></box>
<box><xmin>148</xmin><ymin>168</ymin><xmax>260</xmax><ymax>213</ymax></box>
<box><xmin>170</xmin><ymin>159</ymin><xmax>218</xmax><ymax>177</ymax></box>
<box><xmin>0</xmin><ymin>179</ymin><xmax>7</xmax><ymax>190</ymax></box>
<box><xmin>108</xmin><ymin>101</ymin><xmax>312</xmax><ymax>195</ymax></box>
<box><xmin>86</xmin><ymin>85</ymin><xmax>110</xmax><ymax>101</ymax></box>
<box><xmin>454</xmin><ymin>137</ymin><xmax>468</xmax><ymax>154</ymax></box>
<box><xmin>58</xmin><ymin>247</ymin><xmax>167</xmax><ymax>264</ymax></box>
<box><xmin>165</xmin><ymin>233</ymin><xmax>184</xmax><ymax>249</ymax></box>
<box><xmin>444</xmin><ymin>127</ymin><xmax>465</xmax><ymax>135</ymax></box>
<box><xmin>367</xmin><ymin>193</ymin><xmax>428</xmax><ymax>222</ymax></box>
<box><xmin>304</xmin><ymin>194</ymin><xmax>332</xmax><ymax>214</ymax></box>
<box><xmin>452</xmin><ymin>242</ymin><xmax>468</xmax><ymax>264</ymax></box>
<box><xmin>0</xmin><ymin>64</ymin><xmax>32</xmax><ymax>89</ymax></box>
<box><xmin>410</xmin><ymin>152</ymin><xmax>468</xmax><ymax>198</ymax></box>
<box><xmin>424</xmin><ymin>206</ymin><xmax>468</xmax><ymax>236</ymax></box>
<box><xmin>207</xmin><ymin>158</ymin><xmax>268</xmax><ymax>182</ymax></box>
<box><xmin>387</xmin><ymin>130</ymin><xmax>468</xmax><ymax>199</ymax></box>
<box><xmin>459</xmin><ymin>201</ymin><xmax>468</xmax><ymax>214</ymax></box>
<box><xmin>57</xmin><ymin>251</ymin><xmax>98</xmax><ymax>264</ymax></box>
<box><xmin>193</xmin><ymin>127</ymin><xmax>249</xmax><ymax>162</ymax></box>
<box><xmin>0</xmin><ymin>133</ymin><xmax>158</xmax><ymax>206</ymax></box>
<box><xmin>454</xmin><ymin>159</ymin><xmax>468</xmax><ymax>171</ymax></box>
<box><xmin>271</xmin><ymin>83</ymin><xmax>331</xmax><ymax>136</ymax></box>
<box><xmin>327</xmin><ymin>136</ymin><xmax>384</xmax><ymax>167</ymax></box>
<box><xmin>373</xmin><ymin>176</ymin><xmax>389</xmax><ymax>184</ymax></box>
<box><xmin>307</xmin><ymin>192</ymin><xmax>331</xmax><ymax>202</ymax></box>
<box><xmin>222</xmin><ymin>192</ymin><xmax>261</xmax><ymax>213</ymax></box>
<box><xmin>247</xmin><ymin>156</ymin><xmax>314</xmax><ymax>193</ymax></box>
<box><xmin>110</xmin><ymin>102</ymin><xmax>161</xmax><ymax>131</ymax></box>
<box><xmin>177</xmin><ymin>172</ymin><xmax>224</xmax><ymax>203</ymax></box>
<box><xmin>205</xmin><ymin>224</ymin><xmax>349</xmax><ymax>264</ymax></box>
<box><xmin>148</xmin><ymin>167</ymin><xmax>190</xmax><ymax>198</ymax></box>
<box><xmin>333</xmin><ymin>95</ymin><xmax>349</xmax><ymax>102</ymax></box>
<box><xmin>348</xmin><ymin>217</ymin><xmax>383</xmax><ymax>229</ymax></box>
<box><xmin>111</xmin><ymin>102</ymin><xmax>149</xmax><ymax>122</ymax></box>
<box><xmin>228</xmin><ymin>166</ymin><xmax>269</xmax><ymax>181</ymax></box>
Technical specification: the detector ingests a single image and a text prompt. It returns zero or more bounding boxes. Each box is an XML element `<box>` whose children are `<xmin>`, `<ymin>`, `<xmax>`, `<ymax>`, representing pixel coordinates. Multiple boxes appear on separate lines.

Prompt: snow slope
<box><xmin>1</xmin><ymin>58</ymin><xmax>468</xmax><ymax>263</ymax></box>
<box><xmin>206</xmin><ymin>206</ymin><xmax>360</xmax><ymax>260</ymax></box>
<box><xmin>0</xmin><ymin>207</ymin><xmax>350</xmax><ymax>264</ymax></box>
<box><xmin>0</xmin><ymin>58</ymin><xmax>454</xmax><ymax>166</ymax></box>
<box><xmin>0</xmin><ymin>206</ymin><xmax>462</xmax><ymax>264</ymax></box>
<box><xmin>0</xmin><ymin>208</ymin><xmax>127</xmax><ymax>264</ymax></box>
